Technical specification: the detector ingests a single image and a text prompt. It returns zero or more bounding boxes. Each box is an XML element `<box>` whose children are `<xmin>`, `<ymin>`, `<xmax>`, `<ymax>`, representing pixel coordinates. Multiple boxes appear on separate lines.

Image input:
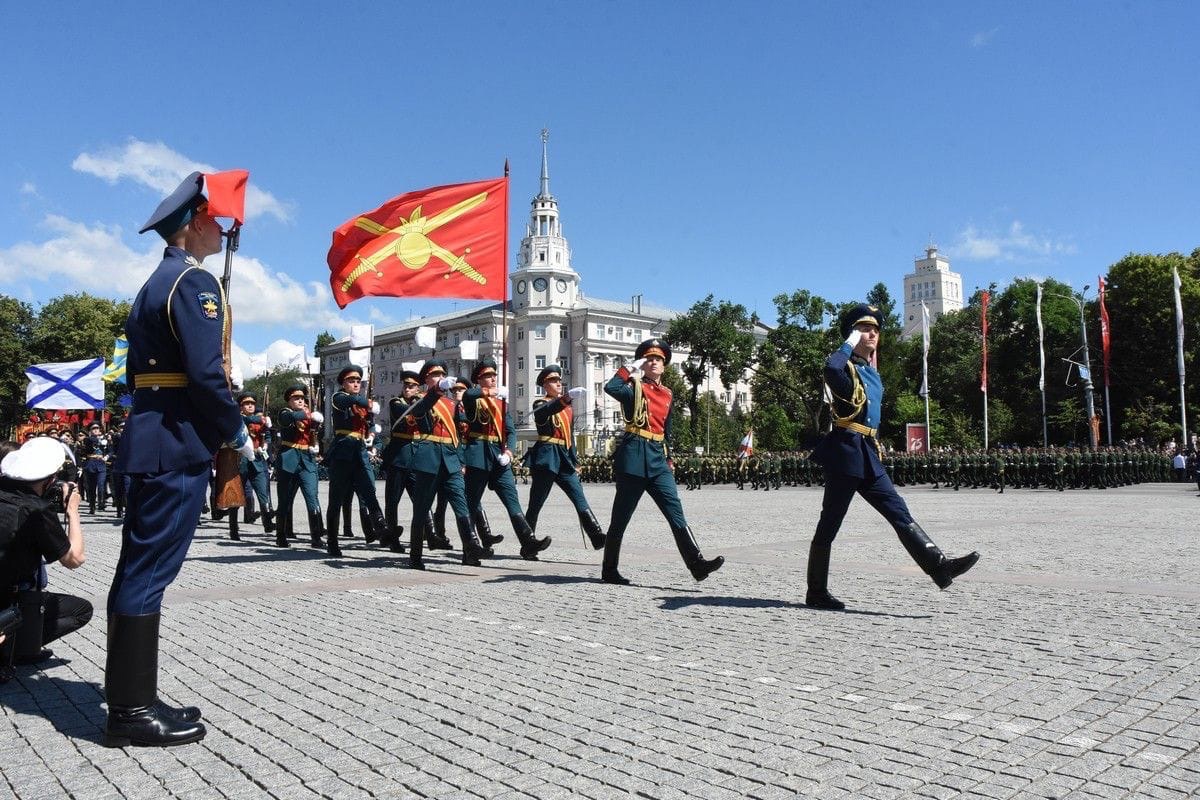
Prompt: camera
<box><xmin>0</xmin><ymin>605</ymin><xmax>22</xmax><ymax>639</ymax></box>
<box><xmin>43</xmin><ymin>480</ymin><xmax>68</xmax><ymax>515</ymax></box>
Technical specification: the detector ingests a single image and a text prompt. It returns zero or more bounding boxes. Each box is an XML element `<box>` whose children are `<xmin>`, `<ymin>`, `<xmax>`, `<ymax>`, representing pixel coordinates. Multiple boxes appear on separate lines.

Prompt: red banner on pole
<box><xmin>980</xmin><ymin>291</ymin><xmax>990</xmax><ymax>393</ymax></box>
<box><xmin>1098</xmin><ymin>275</ymin><xmax>1111</xmax><ymax>388</ymax></box>
<box><xmin>327</xmin><ymin>177</ymin><xmax>508</xmax><ymax>309</ymax></box>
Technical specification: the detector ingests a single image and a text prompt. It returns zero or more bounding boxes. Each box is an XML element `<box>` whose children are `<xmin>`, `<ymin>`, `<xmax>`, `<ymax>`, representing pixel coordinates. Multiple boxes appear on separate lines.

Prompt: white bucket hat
<box><xmin>1</xmin><ymin>436</ymin><xmax>74</xmax><ymax>481</ymax></box>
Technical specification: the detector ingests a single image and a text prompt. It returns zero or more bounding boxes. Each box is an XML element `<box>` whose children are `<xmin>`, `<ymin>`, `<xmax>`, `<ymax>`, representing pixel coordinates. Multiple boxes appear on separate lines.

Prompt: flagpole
<box><xmin>981</xmin><ymin>291</ymin><xmax>990</xmax><ymax>451</ymax></box>
<box><xmin>502</xmin><ymin>159</ymin><xmax>510</xmax><ymax>394</ymax></box>
<box><xmin>1037</xmin><ymin>284</ymin><xmax>1047</xmax><ymax>446</ymax></box>
<box><xmin>921</xmin><ymin>302</ymin><xmax>930</xmax><ymax>451</ymax></box>
<box><xmin>1173</xmin><ymin>267</ymin><xmax>1188</xmax><ymax>446</ymax></box>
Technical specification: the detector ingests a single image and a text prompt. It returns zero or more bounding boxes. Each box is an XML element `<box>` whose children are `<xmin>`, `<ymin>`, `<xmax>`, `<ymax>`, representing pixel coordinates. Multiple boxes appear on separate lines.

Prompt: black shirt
<box><xmin>0</xmin><ymin>479</ymin><xmax>69</xmax><ymax>596</ymax></box>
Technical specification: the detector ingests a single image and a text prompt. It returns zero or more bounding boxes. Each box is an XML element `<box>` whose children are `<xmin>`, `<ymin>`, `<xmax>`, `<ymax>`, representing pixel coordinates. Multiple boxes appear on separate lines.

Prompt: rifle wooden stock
<box><xmin>214</xmin><ymin>446</ymin><xmax>244</xmax><ymax>509</ymax></box>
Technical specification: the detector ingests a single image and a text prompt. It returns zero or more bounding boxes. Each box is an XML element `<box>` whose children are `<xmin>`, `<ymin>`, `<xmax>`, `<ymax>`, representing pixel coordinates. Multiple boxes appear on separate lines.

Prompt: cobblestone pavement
<box><xmin>3</xmin><ymin>480</ymin><xmax>1199</xmax><ymax>799</ymax></box>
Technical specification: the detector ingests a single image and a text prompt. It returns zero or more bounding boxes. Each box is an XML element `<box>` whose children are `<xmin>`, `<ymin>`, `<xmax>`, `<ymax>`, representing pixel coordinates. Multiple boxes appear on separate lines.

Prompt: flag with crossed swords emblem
<box><xmin>327</xmin><ymin>177</ymin><xmax>507</xmax><ymax>308</ymax></box>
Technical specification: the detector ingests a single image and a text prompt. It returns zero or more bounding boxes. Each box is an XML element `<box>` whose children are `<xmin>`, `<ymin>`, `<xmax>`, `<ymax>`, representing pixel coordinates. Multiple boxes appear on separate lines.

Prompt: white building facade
<box><xmin>320</xmin><ymin>132</ymin><xmax>759</xmax><ymax>454</ymax></box>
<box><xmin>901</xmin><ymin>245</ymin><xmax>964</xmax><ymax>340</ymax></box>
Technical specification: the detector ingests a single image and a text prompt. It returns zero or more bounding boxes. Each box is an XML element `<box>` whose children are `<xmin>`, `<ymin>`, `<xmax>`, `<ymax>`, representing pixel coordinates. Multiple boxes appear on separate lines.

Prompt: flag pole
<box><xmin>1037</xmin><ymin>284</ymin><xmax>1047</xmax><ymax>446</ymax></box>
<box><xmin>1173</xmin><ymin>267</ymin><xmax>1188</xmax><ymax>447</ymax></box>
<box><xmin>502</xmin><ymin>159</ymin><xmax>510</xmax><ymax>394</ymax></box>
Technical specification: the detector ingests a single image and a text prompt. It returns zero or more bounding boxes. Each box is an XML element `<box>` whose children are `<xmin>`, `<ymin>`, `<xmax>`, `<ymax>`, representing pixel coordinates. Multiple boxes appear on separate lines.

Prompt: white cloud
<box><xmin>20</xmin><ymin>182</ymin><xmax>38</xmax><ymax>196</ymax></box>
<box><xmin>951</xmin><ymin>221</ymin><xmax>1076</xmax><ymax>263</ymax></box>
<box><xmin>72</xmin><ymin>138</ymin><xmax>292</xmax><ymax>224</ymax></box>
<box><xmin>232</xmin><ymin>338</ymin><xmax>312</xmax><ymax>380</ymax></box>
<box><xmin>970</xmin><ymin>28</ymin><xmax>999</xmax><ymax>48</ymax></box>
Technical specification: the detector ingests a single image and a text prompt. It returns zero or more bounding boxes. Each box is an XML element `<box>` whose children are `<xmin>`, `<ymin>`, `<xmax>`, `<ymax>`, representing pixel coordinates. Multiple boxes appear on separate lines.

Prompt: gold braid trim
<box><xmin>629</xmin><ymin>375</ymin><xmax>649</xmax><ymax>429</ymax></box>
<box><xmin>826</xmin><ymin>361</ymin><xmax>867</xmax><ymax>426</ymax></box>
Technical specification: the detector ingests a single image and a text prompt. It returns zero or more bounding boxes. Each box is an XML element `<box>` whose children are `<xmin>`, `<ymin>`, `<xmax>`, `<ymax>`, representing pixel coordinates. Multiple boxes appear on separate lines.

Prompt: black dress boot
<box><xmin>408</xmin><ymin>516</ymin><xmax>425</xmax><ymax>569</ymax></box>
<box><xmin>341</xmin><ymin>503</ymin><xmax>354</xmax><ymax>538</ymax></box>
<box><xmin>804</xmin><ymin>542</ymin><xmax>844</xmax><ymax>610</ymax></box>
<box><xmin>473</xmin><ymin>506</ymin><xmax>504</xmax><ymax>548</ymax></box>
<box><xmin>513</xmin><ymin>514</ymin><xmax>551</xmax><ymax>560</ymax></box>
<box><xmin>370</xmin><ymin>511</ymin><xmax>397</xmax><ymax>550</ymax></box>
<box><xmin>104</xmin><ymin>613</ymin><xmax>206</xmax><ymax>747</ymax></box>
<box><xmin>428</xmin><ymin>511</ymin><xmax>452</xmax><ymax>549</ymax></box>
<box><xmin>601</xmin><ymin>530</ymin><xmax>629</xmax><ymax>585</ymax></box>
<box><xmin>578</xmin><ymin>509</ymin><xmax>606</xmax><ymax>550</ymax></box>
<box><xmin>308</xmin><ymin>511</ymin><xmax>325</xmax><ymax>548</ymax></box>
<box><xmin>325</xmin><ymin>508</ymin><xmax>343</xmax><ymax>557</ymax></box>
<box><xmin>672</xmin><ymin>526</ymin><xmax>724</xmax><ymax>581</ymax></box>
<box><xmin>362</xmin><ymin>506</ymin><xmax>377</xmax><ymax>544</ymax></box>
<box><xmin>896</xmin><ymin>522</ymin><xmax>980</xmax><ymax>590</ymax></box>
<box><xmin>228</xmin><ymin>515</ymin><xmax>240</xmax><ymax>541</ymax></box>
<box><xmin>274</xmin><ymin>508</ymin><xmax>290</xmax><ymax>548</ymax></box>
<box><xmin>389</xmin><ymin>521</ymin><xmax>406</xmax><ymax>553</ymax></box>
<box><xmin>262</xmin><ymin>509</ymin><xmax>276</xmax><ymax>533</ymax></box>
<box><xmin>457</xmin><ymin>516</ymin><xmax>491</xmax><ymax>566</ymax></box>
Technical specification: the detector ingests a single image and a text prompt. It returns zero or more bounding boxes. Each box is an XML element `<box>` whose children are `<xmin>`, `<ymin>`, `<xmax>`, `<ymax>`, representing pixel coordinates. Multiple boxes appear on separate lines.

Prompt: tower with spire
<box><xmin>513</xmin><ymin>128</ymin><xmax>579</xmax><ymax>311</ymax></box>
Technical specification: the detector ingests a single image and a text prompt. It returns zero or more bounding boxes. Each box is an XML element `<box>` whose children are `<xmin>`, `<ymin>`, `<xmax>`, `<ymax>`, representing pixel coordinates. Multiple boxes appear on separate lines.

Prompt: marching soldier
<box><xmin>805</xmin><ymin>304</ymin><xmax>980</xmax><ymax>610</ymax></box>
<box><xmin>382</xmin><ymin>370</ymin><xmax>422</xmax><ymax>552</ymax></box>
<box><xmin>81</xmin><ymin>422</ymin><xmax>112</xmax><ymax>514</ymax></box>
<box><xmin>462</xmin><ymin>358</ymin><xmax>549</xmax><ymax>560</ymax></box>
<box><xmin>274</xmin><ymin>384</ymin><xmax>324</xmax><ymax>548</ymax></box>
<box><xmin>324</xmin><ymin>365</ymin><xmax>388</xmax><ymax>557</ymax></box>
<box><xmin>406</xmin><ymin>360</ymin><xmax>490</xmax><ymax>569</ymax></box>
<box><xmin>231</xmin><ymin>392</ymin><xmax>274</xmax><ymax>541</ymax></box>
<box><xmin>600</xmin><ymin>339</ymin><xmax>724</xmax><ymax>585</ymax></box>
<box><xmin>523</xmin><ymin>364</ymin><xmax>605</xmax><ymax>550</ymax></box>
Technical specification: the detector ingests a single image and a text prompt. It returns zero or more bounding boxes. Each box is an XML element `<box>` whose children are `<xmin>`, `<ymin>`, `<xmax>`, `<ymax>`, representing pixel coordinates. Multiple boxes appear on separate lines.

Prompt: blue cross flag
<box><xmin>25</xmin><ymin>358</ymin><xmax>106</xmax><ymax>410</ymax></box>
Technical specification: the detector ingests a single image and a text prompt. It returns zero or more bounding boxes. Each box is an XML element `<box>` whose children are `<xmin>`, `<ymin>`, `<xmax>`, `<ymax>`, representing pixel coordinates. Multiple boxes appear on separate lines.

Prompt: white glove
<box><xmin>845</xmin><ymin>328</ymin><xmax>864</xmax><ymax>349</ymax></box>
<box><xmin>370</xmin><ymin>400</ymin><xmax>380</xmax><ymax>414</ymax></box>
<box><xmin>372</xmin><ymin>423</ymin><xmax>382</xmax><ymax>434</ymax></box>
<box><xmin>310</xmin><ymin>410</ymin><xmax>324</xmax><ymax>424</ymax></box>
<box><xmin>364</xmin><ymin>434</ymin><xmax>375</xmax><ymax>447</ymax></box>
<box><xmin>438</xmin><ymin>377</ymin><xmax>456</xmax><ymax>392</ymax></box>
<box><xmin>256</xmin><ymin>447</ymin><xmax>268</xmax><ymax>460</ymax></box>
<box><xmin>308</xmin><ymin>446</ymin><xmax>319</xmax><ymax>455</ymax></box>
<box><xmin>497</xmin><ymin>451</ymin><xmax>512</xmax><ymax>467</ymax></box>
<box><xmin>568</xmin><ymin>387</ymin><xmax>587</xmax><ymax>400</ymax></box>
<box><xmin>263</xmin><ymin>416</ymin><xmax>272</xmax><ymax>429</ymax></box>
<box><xmin>493</xmin><ymin>386</ymin><xmax>508</xmax><ymax>401</ymax></box>
<box><xmin>629</xmin><ymin>358</ymin><xmax>646</xmax><ymax>372</ymax></box>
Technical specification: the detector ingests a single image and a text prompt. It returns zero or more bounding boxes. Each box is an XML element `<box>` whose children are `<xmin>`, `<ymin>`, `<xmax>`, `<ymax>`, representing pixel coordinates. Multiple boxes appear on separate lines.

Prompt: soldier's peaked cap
<box><xmin>840</xmin><ymin>303</ymin><xmax>883</xmax><ymax>339</ymax></box>
<box><xmin>634</xmin><ymin>338</ymin><xmax>672</xmax><ymax>364</ymax></box>
<box><xmin>536</xmin><ymin>364</ymin><xmax>562</xmax><ymax>386</ymax></box>
<box><xmin>237</xmin><ymin>391</ymin><xmax>257</xmax><ymax>404</ymax></box>
<box><xmin>419</xmin><ymin>359</ymin><xmax>447</xmax><ymax>380</ymax></box>
<box><xmin>139</xmin><ymin>171</ymin><xmax>206</xmax><ymax>239</ymax></box>
<box><xmin>284</xmin><ymin>383</ymin><xmax>308</xmax><ymax>399</ymax></box>
<box><xmin>471</xmin><ymin>358</ymin><xmax>498</xmax><ymax>382</ymax></box>
<box><xmin>337</xmin><ymin>365</ymin><xmax>363</xmax><ymax>383</ymax></box>
<box><xmin>400</xmin><ymin>370</ymin><xmax>420</xmax><ymax>384</ymax></box>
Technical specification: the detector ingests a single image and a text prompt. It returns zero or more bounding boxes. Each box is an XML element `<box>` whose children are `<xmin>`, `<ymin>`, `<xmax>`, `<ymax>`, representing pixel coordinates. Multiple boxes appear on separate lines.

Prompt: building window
<box><xmin>614</xmin><ymin>328</ymin><xmax>624</xmax><ymax>342</ymax></box>
<box><xmin>595</xmin><ymin>324</ymin><xmax>605</xmax><ymax>338</ymax></box>
<box><xmin>561</xmin><ymin>356</ymin><xmax>569</xmax><ymax>372</ymax></box>
<box><xmin>517</xmin><ymin>327</ymin><xmax>525</xmax><ymax>341</ymax></box>
<box><xmin>534</xmin><ymin>324</ymin><xmax>547</xmax><ymax>340</ymax></box>
<box><xmin>594</xmin><ymin>355</ymin><xmax>604</xmax><ymax>369</ymax></box>
<box><xmin>614</xmin><ymin>356</ymin><xmax>625</xmax><ymax>368</ymax></box>
<box><xmin>517</xmin><ymin>357</ymin><xmax>525</xmax><ymax>371</ymax></box>
<box><xmin>535</xmin><ymin>384</ymin><xmax>545</xmax><ymax>397</ymax></box>
<box><xmin>559</xmin><ymin>327</ymin><xmax>568</xmax><ymax>339</ymax></box>
<box><xmin>535</xmin><ymin>356</ymin><xmax>546</xmax><ymax>369</ymax></box>
<box><xmin>518</xmin><ymin>383</ymin><xmax>525</xmax><ymax>398</ymax></box>
<box><xmin>611</xmin><ymin>411</ymin><xmax>622</xmax><ymax>424</ymax></box>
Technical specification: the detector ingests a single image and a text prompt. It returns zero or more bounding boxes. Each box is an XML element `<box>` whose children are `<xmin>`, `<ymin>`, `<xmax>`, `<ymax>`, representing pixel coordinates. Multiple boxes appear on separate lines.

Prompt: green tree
<box><xmin>0</xmin><ymin>296</ymin><xmax>36</xmax><ymax>432</ymax></box>
<box><xmin>244</xmin><ymin>366</ymin><xmax>308</xmax><ymax>416</ymax></box>
<box><xmin>666</xmin><ymin>294</ymin><xmax>757</xmax><ymax>437</ymax></box>
<box><xmin>315</xmin><ymin>330</ymin><xmax>336</xmax><ymax>356</ymax></box>
<box><xmin>31</xmin><ymin>293</ymin><xmax>130</xmax><ymax>364</ymax></box>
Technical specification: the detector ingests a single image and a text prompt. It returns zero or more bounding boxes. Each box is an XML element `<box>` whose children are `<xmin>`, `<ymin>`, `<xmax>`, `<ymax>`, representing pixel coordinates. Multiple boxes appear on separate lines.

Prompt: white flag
<box><xmin>349</xmin><ymin>324</ymin><xmax>374</xmax><ymax>349</ymax></box>
<box><xmin>348</xmin><ymin>348</ymin><xmax>372</xmax><ymax>382</ymax></box>
<box><xmin>919</xmin><ymin>302</ymin><xmax>930</xmax><ymax>398</ymax></box>
<box><xmin>1036</xmin><ymin>283</ymin><xmax>1045</xmax><ymax>392</ymax></box>
<box><xmin>1174</xmin><ymin>267</ymin><xmax>1186</xmax><ymax>380</ymax></box>
<box><xmin>459</xmin><ymin>340</ymin><xmax>479</xmax><ymax>360</ymax></box>
<box><xmin>415</xmin><ymin>325</ymin><xmax>437</xmax><ymax>350</ymax></box>
<box><xmin>402</xmin><ymin>360</ymin><xmax>425</xmax><ymax>374</ymax></box>
<box><xmin>26</xmin><ymin>358</ymin><xmax>105</xmax><ymax>410</ymax></box>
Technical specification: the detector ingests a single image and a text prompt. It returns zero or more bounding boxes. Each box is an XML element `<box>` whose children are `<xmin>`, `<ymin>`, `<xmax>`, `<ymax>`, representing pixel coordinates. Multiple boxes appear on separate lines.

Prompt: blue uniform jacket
<box><xmin>810</xmin><ymin>342</ymin><xmax>885</xmax><ymax>479</ymax></box>
<box><xmin>526</xmin><ymin>396</ymin><xmax>578</xmax><ymax>475</ymax></box>
<box><xmin>460</xmin><ymin>388</ymin><xmax>516</xmax><ymax>470</ymax></box>
<box><xmin>115</xmin><ymin>247</ymin><xmax>242</xmax><ymax>473</ymax></box>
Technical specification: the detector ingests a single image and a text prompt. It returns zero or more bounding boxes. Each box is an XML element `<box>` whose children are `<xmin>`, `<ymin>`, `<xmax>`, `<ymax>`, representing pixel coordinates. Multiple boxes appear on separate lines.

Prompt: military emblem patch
<box><xmin>197</xmin><ymin>291</ymin><xmax>220</xmax><ymax>320</ymax></box>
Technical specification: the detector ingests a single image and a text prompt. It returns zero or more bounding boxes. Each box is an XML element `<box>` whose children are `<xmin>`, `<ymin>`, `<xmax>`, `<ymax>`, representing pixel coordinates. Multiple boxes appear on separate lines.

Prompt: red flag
<box><xmin>1098</xmin><ymin>276</ymin><xmax>1111</xmax><ymax>388</ymax></box>
<box><xmin>203</xmin><ymin>170</ymin><xmax>249</xmax><ymax>225</ymax></box>
<box><xmin>327</xmin><ymin>177</ymin><xmax>508</xmax><ymax>309</ymax></box>
<box><xmin>980</xmin><ymin>291</ymin><xmax>990</xmax><ymax>393</ymax></box>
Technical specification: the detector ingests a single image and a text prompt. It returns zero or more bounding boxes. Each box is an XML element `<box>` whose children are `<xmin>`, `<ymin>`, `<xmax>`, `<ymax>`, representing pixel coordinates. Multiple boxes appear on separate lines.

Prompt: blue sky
<box><xmin>2</xmin><ymin>2</ymin><xmax>1197</xmax><ymax>374</ymax></box>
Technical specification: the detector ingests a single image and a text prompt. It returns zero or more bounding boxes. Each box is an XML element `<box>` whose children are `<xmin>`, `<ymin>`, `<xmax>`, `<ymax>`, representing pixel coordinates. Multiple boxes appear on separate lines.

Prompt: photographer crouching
<box><xmin>0</xmin><ymin>437</ymin><xmax>90</xmax><ymax>683</ymax></box>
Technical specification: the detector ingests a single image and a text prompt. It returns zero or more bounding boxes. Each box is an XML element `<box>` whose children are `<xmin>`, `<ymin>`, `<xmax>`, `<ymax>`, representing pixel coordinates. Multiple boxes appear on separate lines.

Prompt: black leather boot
<box><xmin>601</xmin><ymin>530</ymin><xmax>629</xmax><ymax>584</ymax></box>
<box><xmin>325</xmin><ymin>508</ymin><xmax>343</xmax><ymax>557</ymax></box>
<box><xmin>473</xmin><ymin>506</ymin><xmax>503</xmax><ymax>548</ymax></box>
<box><xmin>274</xmin><ymin>508</ymin><xmax>290</xmax><ymax>548</ymax></box>
<box><xmin>428</xmin><ymin>511</ymin><xmax>452</xmax><ymax>549</ymax></box>
<box><xmin>897</xmin><ymin>522</ymin><xmax>980</xmax><ymax>590</ymax></box>
<box><xmin>457</xmin><ymin>516</ymin><xmax>491</xmax><ymax>566</ymax></box>
<box><xmin>262</xmin><ymin>509</ymin><xmax>276</xmax><ymax>533</ymax></box>
<box><xmin>228</xmin><ymin>515</ymin><xmax>240</xmax><ymax>541</ymax></box>
<box><xmin>341</xmin><ymin>503</ymin><xmax>354</xmax><ymax>538</ymax></box>
<box><xmin>389</xmin><ymin>521</ymin><xmax>406</xmax><ymax>553</ymax></box>
<box><xmin>308</xmin><ymin>511</ymin><xmax>325</xmax><ymax>548</ymax></box>
<box><xmin>104</xmin><ymin>613</ymin><xmax>206</xmax><ymax>747</ymax></box>
<box><xmin>370</xmin><ymin>511</ymin><xmax>396</xmax><ymax>550</ymax></box>
<box><xmin>672</xmin><ymin>526</ymin><xmax>724</xmax><ymax>581</ymax></box>
<box><xmin>362</xmin><ymin>506</ymin><xmax>377</xmax><ymax>544</ymax></box>
<box><xmin>578</xmin><ymin>509</ymin><xmax>606</xmax><ymax>550</ymax></box>
<box><xmin>804</xmin><ymin>542</ymin><xmax>844</xmax><ymax>610</ymax></box>
<box><xmin>409</xmin><ymin>516</ymin><xmax>425</xmax><ymax>570</ymax></box>
<box><xmin>513</xmin><ymin>514</ymin><xmax>551</xmax><ymax>560</ymax></box>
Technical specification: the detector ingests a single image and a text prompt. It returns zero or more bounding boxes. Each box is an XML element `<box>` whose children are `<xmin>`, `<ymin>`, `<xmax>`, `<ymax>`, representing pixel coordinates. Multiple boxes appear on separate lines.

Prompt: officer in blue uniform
<box><xmin>275</xmin><ymin>383</ymin><xmax>324</xmax><ymax>548</ymax></box>
<box><xmin>462</xmin><ymin>358</ymin><xmax>549</xmax><ymax>560</ymax></box>
<box><xmin>106</xmin><ymin>172</ymin><xmax>254</xmax><ymax>747</ymax></box>
<box><xmin>524</xmin><ymin>364</ymin><xmax>605</xmax><ymax>549</ymax></box>
<box><xmin>81</xmin><ymin>422</ymin><xmax>112</xmax><ymax>513</ymax></box>
<box><xmin>601</xmin><ymin>339</ymin><xmax>724</xmax><ymax>585</ymax></box>
<box><xmin>806</xmin><ymin>304</ymin><xmax>981</xmax><ymax>610</ymax></box>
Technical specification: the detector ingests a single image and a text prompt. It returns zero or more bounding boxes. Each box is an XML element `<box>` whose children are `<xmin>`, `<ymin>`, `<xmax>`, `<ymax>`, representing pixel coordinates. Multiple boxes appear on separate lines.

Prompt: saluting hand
<box><xmin>845</xmin><ymin>329</ymin><xmax>863</xmax><ymax>349</ymax></box>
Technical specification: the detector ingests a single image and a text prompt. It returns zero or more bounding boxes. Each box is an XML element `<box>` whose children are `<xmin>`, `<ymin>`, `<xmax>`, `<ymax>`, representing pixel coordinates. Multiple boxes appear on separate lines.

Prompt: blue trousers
<box><xmin>239</xmin><ymin>460</ymin><xmax>272</xmax><ymax>511</ymax></box>
<box><xmin>812</xmin><ymin>469</ymin><xmax>914</xmax><ymax>548</ymax></box>
<box><xmin>465</xmin><ymin>464</ymin><xmax>524</xmax><ymax>520</ymax></box>
<box><xmin>525</xmin><ymin>468</ymin><xmax>591</xmax><ymax>530</ymax></box>
<box><xmin>608</xmin><ymin>470</ymin><xmax>687</xmax><ymax>536</ymax></box>
<box><xmin>108</xmin><ymin>462</ymin><xmax>209</xmax><ymax>617</ymax></box>
<box><xmin>278</xmin><ymin>466</ymin><xmax>320</xmax><ymax>516</ymax></box>
<box><xmin>84</xmin><ymin>463</ymin><xmax>108</xmax><ymax>509</ymax></box>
